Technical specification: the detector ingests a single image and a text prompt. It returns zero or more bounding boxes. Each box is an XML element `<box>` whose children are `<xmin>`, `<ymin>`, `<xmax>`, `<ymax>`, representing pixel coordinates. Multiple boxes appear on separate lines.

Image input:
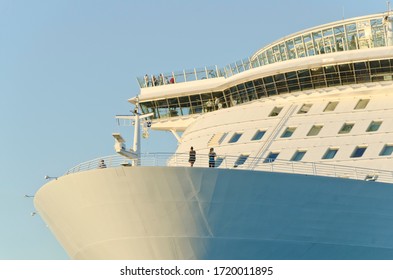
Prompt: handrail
<box><xmin>65</xmin><ymin>153</ymin><xmax>393</xmax><ymax>184</ymax></box>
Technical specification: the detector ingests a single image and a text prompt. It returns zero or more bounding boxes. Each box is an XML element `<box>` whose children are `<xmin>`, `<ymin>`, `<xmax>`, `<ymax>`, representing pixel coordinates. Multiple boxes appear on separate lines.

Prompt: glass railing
<box><xmin>136</xmin><ymin>13</ymin><xmax>389</xmax><ymax>89</ymax></box>
<box><xmin>137</xmin><ymin>66</ymin><xmax>222</xmax><ymax>88</ymax></box>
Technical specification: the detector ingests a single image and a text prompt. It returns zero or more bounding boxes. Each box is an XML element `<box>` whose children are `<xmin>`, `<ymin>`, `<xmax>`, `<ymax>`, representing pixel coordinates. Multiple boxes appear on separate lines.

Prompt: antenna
<box><xmin>342</xmin><ymin>6</ymin><xmax>345</xmax><ymax>20</ymax></box>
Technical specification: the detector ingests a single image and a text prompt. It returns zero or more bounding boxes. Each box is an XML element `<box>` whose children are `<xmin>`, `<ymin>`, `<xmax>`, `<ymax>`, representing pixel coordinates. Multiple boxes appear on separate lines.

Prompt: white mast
<box><xmin>112</xmin><ymin>96</ymin><xmax>153</xmax><ymax>165</ymax></box>
<box><xmin>133</xmin><ymin>97</ymin><xmax>141</xmax><ymax>155</ymax></box>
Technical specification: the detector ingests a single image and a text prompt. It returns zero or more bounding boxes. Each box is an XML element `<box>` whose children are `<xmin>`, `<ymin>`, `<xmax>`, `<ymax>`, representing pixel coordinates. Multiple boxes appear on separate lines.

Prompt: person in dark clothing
<box><xmin>189</xmin><ymin>146</ymin><xmax>196</xmax><ymax>167</ymax></box>
<box><xmin>208</xmin><ymin>148</ymin><xmax>216</xmax><ymax>168</ymax></box>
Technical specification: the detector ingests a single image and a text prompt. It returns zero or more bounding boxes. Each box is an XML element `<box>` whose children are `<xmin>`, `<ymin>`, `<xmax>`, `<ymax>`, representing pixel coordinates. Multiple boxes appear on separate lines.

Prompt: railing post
<box><xmin>312</xmin><ymin>162</ymin><xmax>316</xmax><ymax>175</ymax></box>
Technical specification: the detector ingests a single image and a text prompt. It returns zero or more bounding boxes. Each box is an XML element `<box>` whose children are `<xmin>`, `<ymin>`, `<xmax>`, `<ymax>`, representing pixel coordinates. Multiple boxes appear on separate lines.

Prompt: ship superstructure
<box><xmin>35</xmin><ymin>13</ymin><xmax>393</xmax><ymax>259</ymax></box>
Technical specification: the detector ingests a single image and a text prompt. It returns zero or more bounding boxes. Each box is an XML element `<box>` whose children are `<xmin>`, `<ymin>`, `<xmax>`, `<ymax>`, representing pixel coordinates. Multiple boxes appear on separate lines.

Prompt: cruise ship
<box><xmin>35</xmin><ymin>13</ymin><xmax>393</xmax><ymax>259</ymax></box>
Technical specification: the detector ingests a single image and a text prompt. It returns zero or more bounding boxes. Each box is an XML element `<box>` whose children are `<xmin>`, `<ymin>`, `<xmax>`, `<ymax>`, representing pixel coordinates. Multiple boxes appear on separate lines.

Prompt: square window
<box><xmin>379</xmin><ymin>145</ymin><xmax>393</xmax><ymax>156</ymax></box>
<box><xmin>366</xmin><ymin>121</ymin><xmax>382</xmax><ymax>132</ymax></box>
<box><xmin>281</xmin><ymin>127</ymin><xmax>297</xmax><ymax>138</ymax></box>
<box><xmin>218</xmin><ymin>133</ymin><xmax>228</xmax><ymax>144</ymax></box>
<box><xmin>264</xmin><ymin>152</ymin><xmax>280</xmax><ymax>163</ymax></box>
<box><xmin>228</xmin><ymin>132</ymin><xmax>243</xmax><ymax>143</ymax></box>
<box><xmin>322</xmin><ymin>148</ymin><xmax>339</xmax><ymax>159</ymax></box>
<box><xmin>215</xmin><ymin>157</ymin><xmax>225</xmax><ymax>167</ymax></box>
<box><xmin>354</xmin><ymin>99</ymin><xmax>370</xmax><ymax>110</ymax></box>
<box><xmin>307</xmin><ymin>125</ymin><xmax>323</xmax><ymax>136</ymax></box>
<box><xmin>234</xmin><ymin>154</ymin><xmax>249</xmax><ymax>167</ymax></box>
<box><xmin>269</xmin><ymin>106</ymin><xmax>283</xmax><ymax>117</ymax></box>
<box><xmin>338</xmin><ymin>123</ymin><xmax>354</xmax><ymax>134</ymax></box>
<box><xmin>351</xmin><ymin>146</ymin><xmax>367</xmax><ymax>158</ymax></box>
<box><xmin>251</xmin><ymin>130</ymin><xmax>266</xmax><ymax>141</ymax></box>
<box><xmin>324</xmin><ymin>101</ymin><xmax>339</xmax><ymax>112</ymax></box>
<box><xmin>291</xmin><ymin>150</ymin><xmax>307</xmax><ymax>161</ymax></box>
<box><xmin>209</xmin><ymin>132</ymin><xmax>228</xmax><ymax>146</ymax></box>
<box><xmin>298</xmin><ymin>103</ymin><xmax>312</xmax><ymax>114</ymax></box>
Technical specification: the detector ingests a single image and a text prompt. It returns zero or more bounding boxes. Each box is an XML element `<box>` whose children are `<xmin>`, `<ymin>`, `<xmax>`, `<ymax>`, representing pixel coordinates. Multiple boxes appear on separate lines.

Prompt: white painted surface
<box><xmin>35</xmin><ymin>166</ymin><xmax>393</xmax><ymax>259</ymax></box>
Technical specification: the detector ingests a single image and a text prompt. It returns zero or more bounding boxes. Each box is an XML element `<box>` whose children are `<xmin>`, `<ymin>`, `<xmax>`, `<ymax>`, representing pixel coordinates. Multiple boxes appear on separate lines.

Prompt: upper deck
<box><xmin>134</xmin><ymin>13</ymin><xmax>393</xmax><ymax>124</ymax></box>
<box><xmin>137</xmin><ymin>13</ymin><xmax>390</xmax><ymax>89</ymax></box>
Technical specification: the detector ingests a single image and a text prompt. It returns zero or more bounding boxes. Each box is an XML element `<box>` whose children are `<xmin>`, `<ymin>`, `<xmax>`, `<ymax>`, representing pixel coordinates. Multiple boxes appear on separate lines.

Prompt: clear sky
<box><xmin>0</xmin><ymin>0</ymin><xmax>385</xmax><ymax>259</ymax></box>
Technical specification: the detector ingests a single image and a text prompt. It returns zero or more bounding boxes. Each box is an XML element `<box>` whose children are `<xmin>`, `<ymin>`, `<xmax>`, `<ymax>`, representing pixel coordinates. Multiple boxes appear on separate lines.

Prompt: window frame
<box><xmin>281</xmin><ymin>127</ymin><xmax>297</xmax><ymax>138</ymax></box>
<box><xmin>379</xmin><ymin>144</ymin><xmax>393</xmax><ymax>156</ymax></box>
<box><xmin>215</xmin><ymin>157</ymin><xmax>225</xmax><ymax>167</ymax></box>
<box><xmin>366</xmin><ymin>120</ymin><xmax>382</xmax><ymax>132</ymax></box>
<box><xmin>263</xmin><ymin>152</ymin><xmax>280</xmax><ymax>163</ymax></box>
<box><xmin>322</xmin><ymin>148</ymin><xmax>339</xmax><ymax>159</ymax></box>
<box><xmin>234</xmin><ymin>154</ymin><xmax>250</xmax><ymax>167</ymax></box>
<box><xmin>354</xmin><ymin>99</ymin><xmax>370</xmax><ymax>110</ymax></box>
<box><xmin>298</xmin><ymin>103</ymin><xmax>313</xmax><ymax>114</ymax></box>
<box><xmin>228</xmin><ymin>132</ymin><xmax>243</xmax><ymax>143</ymax></box>
<box><xmin>307</xmin><ymin>124</ymin><xmax>323</xmax><ymax>136</ymax></box>
<box><xmin>251</xmin><ymin>130</ymin><xmax>266</xmax><ymax>141</ymax></box>
<box><xmin>338</xmin><ymin>123</ymin><xmax>355</xmax><ymax>134</ymax></box>
<box><xmin>269</xmin><ymin>106</ymin><xmax>283</xmax><ymax>117</ymax></box>
<box><xmin>324</xmin><ymin>101</ymin><xmax>339</xmax><ymax>112</ymax></box>
<box><xmin>291</xmin><ymin>150</ymin><xmax>307</xmax><ymax>161</ymax></box>
<box><xmin>350</xmin><ymin>146</ymin><xmax>367</xmax><ymax>158</ymax></box>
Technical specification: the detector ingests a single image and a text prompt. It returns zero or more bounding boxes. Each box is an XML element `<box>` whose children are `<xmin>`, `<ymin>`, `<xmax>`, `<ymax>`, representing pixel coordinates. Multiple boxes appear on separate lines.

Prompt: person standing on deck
<box><xmin>209</xmin><ymin>148</ymin><xmax>216</xmax><ymax>168</ymax></box>
<box><xmin>189</xmin><ymin>147</ymin><xmax>196</xmax><ymax>167</ymax></box>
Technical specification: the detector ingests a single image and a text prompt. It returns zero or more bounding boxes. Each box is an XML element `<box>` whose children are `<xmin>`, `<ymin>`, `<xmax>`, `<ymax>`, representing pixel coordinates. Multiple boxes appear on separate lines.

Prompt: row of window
<box><xmin>220</xmin><ymin>144</ymin><xmax>393</xmax><ymax>168</ymax></box>
<box><xmin>223</xmin><ymin>119</ymin><xmax>382</xmax><ymax>145</ymax></box>
<box><xmin>281</xmin><ymin>119</ymin><xmax>382</xmax><ymax>138</ymax></box>
<box><xmin>250</xmin><ymin>15</ymin><xmax>386</xmax><ymax>69</ymax></box>
<box><xmin>268</xmin><ymin>143</ymin><xmax>393</xmax><ymax>163</ymax></box>
<box><xmin>270</xmin><ymin>98</ymin><xmax>370</xmax><ymax>118</ymax></box>
<box><xmin>139</xmin><ymin>59</ymin><xmax>393</xmax><ymax>119</ymax></box>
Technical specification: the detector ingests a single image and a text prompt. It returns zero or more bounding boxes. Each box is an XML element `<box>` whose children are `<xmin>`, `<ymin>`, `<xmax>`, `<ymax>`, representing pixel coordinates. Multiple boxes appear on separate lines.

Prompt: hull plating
<box><xmin>34</xmin><ymin>166</ymin><xmax>393</xmax><ymax>259</ymax></box>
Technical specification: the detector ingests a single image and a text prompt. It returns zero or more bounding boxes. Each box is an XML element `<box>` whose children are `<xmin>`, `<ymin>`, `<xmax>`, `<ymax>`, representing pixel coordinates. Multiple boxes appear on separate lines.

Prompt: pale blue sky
<box><xmin>0</xmin><ymin>0</ymin><xmax>383</xmax><ymax>259</ymax></box>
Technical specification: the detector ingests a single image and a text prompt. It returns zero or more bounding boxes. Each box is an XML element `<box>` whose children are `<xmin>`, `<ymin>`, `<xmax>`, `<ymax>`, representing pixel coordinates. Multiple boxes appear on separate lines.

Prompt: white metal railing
<box><xmin>65</xmin><ymin>153</ymin><xmax>393</xmax><ymax>184</ymax></box>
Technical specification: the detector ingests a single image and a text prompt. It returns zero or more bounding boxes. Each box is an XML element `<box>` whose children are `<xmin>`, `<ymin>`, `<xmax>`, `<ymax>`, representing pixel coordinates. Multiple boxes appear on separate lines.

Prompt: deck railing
<box><xmin>65</xmin><ymin>153</ymin><xmax>393</xmax><ymax>184</ymax></box>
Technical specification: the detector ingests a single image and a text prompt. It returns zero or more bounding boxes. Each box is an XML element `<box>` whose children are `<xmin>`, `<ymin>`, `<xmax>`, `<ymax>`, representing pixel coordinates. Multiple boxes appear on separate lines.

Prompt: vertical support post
<box><xmin>133</xmin><ymin>97</ymin><xmax>141</xmax><ymax>166</ymax></box>
<box><xmin>386</xmin><ymin>16</ymin><xmax>393</xmax><ymax>46</ymax></box>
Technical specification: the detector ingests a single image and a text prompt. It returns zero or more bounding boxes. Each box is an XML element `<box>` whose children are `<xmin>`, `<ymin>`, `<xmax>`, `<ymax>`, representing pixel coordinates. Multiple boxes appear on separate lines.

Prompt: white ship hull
<box><xmin>34</xmin><ymin>166</ymin><xmax>393</xmax><ymax>259</ymax></box>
